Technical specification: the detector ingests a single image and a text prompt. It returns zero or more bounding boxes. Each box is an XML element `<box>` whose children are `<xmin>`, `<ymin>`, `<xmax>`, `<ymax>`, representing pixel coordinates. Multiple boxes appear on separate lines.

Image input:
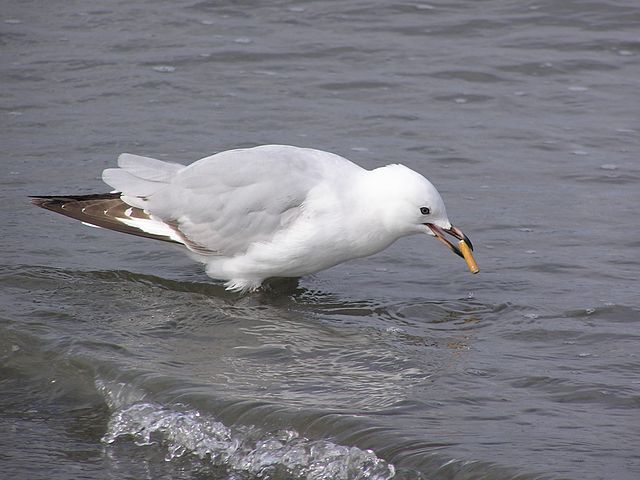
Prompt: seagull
<box><xmin>32</xmin><ymin>145</ymin><xmax>478</xmax><ymax>292</ymax></box>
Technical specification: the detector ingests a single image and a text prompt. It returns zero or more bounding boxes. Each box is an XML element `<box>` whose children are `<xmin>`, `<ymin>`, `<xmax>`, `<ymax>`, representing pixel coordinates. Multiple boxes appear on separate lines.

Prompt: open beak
<box><xmin>426</xmin><ymin>224</ymin><xmax>479</xmax><ymax>273</ymax></box>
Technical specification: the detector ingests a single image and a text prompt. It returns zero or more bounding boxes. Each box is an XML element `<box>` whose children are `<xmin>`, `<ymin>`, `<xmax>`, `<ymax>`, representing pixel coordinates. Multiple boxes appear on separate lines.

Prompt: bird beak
<box><xmin>426</xmin><ymin>224</ymin><xmax>479</xmax><ymax>273</ymax></box>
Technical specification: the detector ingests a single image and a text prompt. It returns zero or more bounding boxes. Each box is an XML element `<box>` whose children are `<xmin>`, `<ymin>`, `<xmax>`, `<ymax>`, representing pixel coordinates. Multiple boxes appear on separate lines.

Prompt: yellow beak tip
<box><xmin>458</xmin><ymin>240</ymin><xmax>479</xmax><ymax>274</ymax></box>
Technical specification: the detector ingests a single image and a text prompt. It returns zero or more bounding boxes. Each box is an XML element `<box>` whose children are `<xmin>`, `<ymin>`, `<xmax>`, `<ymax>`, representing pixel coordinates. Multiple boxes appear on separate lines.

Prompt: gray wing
<box><xmin>103</xmin><ymin>145</ymin><xmax>344</xmax><ymax>256</ymax></box>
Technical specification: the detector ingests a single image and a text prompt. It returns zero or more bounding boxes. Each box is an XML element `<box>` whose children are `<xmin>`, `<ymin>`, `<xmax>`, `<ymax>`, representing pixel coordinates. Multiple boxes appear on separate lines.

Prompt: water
<box><xmin>2</xmin><ymin>1</ymin><xmax>639</xmax><ymax>479</ymax></box>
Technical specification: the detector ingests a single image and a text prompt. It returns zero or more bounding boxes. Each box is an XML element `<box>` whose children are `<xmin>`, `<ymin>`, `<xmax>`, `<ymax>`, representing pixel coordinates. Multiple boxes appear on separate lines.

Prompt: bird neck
<box><xmin>354</xmin><ymin>167</ymin><xmax>414</xmax><ymax>239</ymax></box>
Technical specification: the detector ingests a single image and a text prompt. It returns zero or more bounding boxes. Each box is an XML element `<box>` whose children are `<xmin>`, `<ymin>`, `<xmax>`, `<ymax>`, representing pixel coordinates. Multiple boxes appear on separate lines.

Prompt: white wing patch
<box><xmin>81</xmin><ymin>221</ymin><xmax>102</xmax><ymax>229</ymax></box>
<box><xmin>111</xmin><ymin>206</ymin><xmax>217</xmax><ymax>254</ymax></box>
<box><xmin>116</xmin><ymin>214</ymin><xmax>184</xmax><ymax>244</ymax></box>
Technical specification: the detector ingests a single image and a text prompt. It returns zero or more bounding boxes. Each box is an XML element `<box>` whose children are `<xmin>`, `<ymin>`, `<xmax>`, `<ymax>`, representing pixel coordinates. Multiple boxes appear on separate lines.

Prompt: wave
<box><xmin>97</xmin><ymin>380</ymin><xmax>395</xmax><ymax>480</ymax></box>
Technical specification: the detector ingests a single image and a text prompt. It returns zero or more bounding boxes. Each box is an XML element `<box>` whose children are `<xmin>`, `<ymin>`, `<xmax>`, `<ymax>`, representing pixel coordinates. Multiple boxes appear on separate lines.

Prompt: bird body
<box><xmin>32</xmin><ymin>145</ymin><xmax>477</xmax><ymax>291</ymax></box>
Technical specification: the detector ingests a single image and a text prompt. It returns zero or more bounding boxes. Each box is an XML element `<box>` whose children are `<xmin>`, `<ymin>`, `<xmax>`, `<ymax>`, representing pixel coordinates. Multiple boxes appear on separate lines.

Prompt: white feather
<box><xmin>116</xmin><ymin>216</ymin><xmax>183</xmax><ymax>244</ymax></box>
<box><xmin>81</xmin><ymin>221</ymin><xmax>102</xmax><ymax>229</ymax></box>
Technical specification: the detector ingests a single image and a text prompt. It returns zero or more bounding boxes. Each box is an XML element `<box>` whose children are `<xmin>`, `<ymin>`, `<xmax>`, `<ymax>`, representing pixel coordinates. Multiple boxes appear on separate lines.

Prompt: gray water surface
<box><xmin>2</xmin><ymin>1</ymin><xmax>639</xmax><ymax>479</ymax></box>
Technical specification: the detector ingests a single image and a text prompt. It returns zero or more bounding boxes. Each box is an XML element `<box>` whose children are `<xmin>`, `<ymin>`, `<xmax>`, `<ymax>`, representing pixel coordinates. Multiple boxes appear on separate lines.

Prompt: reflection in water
<box><xmin>3</xmin><ymin>265</ymin><xmax>497</xmax><ymax>416</ymax></box>
<box><xmin>34</xmin><ymin>265</ymin><xmax>489</xmax><ymax>414</ymax></box>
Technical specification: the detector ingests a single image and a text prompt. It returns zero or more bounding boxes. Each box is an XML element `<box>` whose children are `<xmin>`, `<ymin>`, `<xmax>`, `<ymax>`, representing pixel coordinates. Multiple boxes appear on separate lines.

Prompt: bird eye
<box><xmin>420</xmin><ymin>207</ymin><xmax>430</xmax><ymax>215</ymax></box>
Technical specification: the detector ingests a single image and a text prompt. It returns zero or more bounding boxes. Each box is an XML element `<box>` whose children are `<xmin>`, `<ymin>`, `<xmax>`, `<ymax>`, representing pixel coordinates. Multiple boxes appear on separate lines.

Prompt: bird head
<box><xmin>369</xmin><ymin>164</ymin><xmax>478</xmax><ymax>273</ymax></box>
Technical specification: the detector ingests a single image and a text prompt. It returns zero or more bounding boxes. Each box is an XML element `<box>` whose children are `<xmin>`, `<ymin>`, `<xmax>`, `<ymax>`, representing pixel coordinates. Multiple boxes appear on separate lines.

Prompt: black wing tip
<box><xmin>30</xmin><ymin>196</ymin><xmax>47</xmax><ymax>207</ymax></box>
<box><xmin>30</xmin><ymin>192</ymin><xmax>187</xmax><ymax>247</ymax></box>
<box><xmin>30</xmin><ymin>192</ymin><xmax>121</xmax><ymax>206</ymax></box>
<box><xmin>30</xmin><ymin>195</ymin><xmax>65</xmax><ymax>210</ymax></box>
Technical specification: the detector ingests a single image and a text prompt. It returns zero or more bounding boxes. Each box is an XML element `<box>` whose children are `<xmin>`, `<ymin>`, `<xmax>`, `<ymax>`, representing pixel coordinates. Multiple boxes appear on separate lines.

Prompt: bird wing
<box><xmin>102</xmin><ymin>145</ymin><xmax>343</xmax><ymax>256</ymax></box>
<box><xmin>30</xmin><ymin>193</ymin><xmax>185</xmax><ymax>245</ymax></box>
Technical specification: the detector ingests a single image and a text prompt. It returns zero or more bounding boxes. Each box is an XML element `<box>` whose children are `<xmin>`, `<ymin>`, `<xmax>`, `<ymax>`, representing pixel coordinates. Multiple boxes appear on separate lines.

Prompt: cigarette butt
<box><xmin>459</xmin><ymin>240</ymin><xmax>479</xmax><ymax>274</ymax></box>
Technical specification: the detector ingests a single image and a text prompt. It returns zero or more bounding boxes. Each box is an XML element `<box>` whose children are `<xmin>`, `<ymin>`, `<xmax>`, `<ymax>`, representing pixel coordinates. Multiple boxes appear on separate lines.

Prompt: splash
<box><xmin>99</xmin><ymin>385</ymin><xmax>394</xmax><ymax>480</ymax></box>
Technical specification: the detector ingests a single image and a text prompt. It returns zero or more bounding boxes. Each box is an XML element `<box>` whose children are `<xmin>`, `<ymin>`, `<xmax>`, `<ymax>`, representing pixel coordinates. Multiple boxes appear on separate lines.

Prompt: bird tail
<box><xmin>101</xmin><ymin>153</ymin><xmax>183</xmax><ymax>209</ymax></box>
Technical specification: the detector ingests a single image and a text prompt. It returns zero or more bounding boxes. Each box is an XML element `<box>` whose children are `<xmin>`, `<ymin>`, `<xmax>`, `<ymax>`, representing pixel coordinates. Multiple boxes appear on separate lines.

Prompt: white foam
<box><xmin>101</xmin><ymin>400</ymin><xmax>395</xmax><ymax>480</ymax></box>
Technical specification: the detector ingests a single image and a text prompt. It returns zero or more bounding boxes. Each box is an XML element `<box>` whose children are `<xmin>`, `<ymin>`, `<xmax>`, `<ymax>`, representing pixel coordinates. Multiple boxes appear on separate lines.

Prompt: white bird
<box><xmin>32</xmin><ymin>145</ymin><xmax>478</xmax><ymax>292</ymax></box>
